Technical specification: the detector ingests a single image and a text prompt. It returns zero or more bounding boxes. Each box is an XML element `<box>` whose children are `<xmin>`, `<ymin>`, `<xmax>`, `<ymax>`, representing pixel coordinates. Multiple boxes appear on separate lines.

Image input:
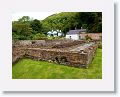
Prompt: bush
<box><xmin>85</xmin><ymin>35</ymin><xmax>92</xmax><ymax>41</ymax></box>
<box><xmin>98</xmin><ymin>42</ymin><xmax>102</xmax><ymax>49</ymax></box>
<box><xmin>32</xmin><ymin>33</ymin><xmax>47</xmax><ymax>40</ymax></box>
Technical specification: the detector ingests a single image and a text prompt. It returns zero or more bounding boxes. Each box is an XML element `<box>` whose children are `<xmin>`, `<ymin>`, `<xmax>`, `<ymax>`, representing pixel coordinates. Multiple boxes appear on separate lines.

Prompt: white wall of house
<box><xmin>66</xmin><ymin>34</ymin><xmax>80</xmax><ymax>40</ymax></box>
<box><xmin>58</xmin><ymin>33</ymin><xmax>62</xmax><ymax>36</ymax></box>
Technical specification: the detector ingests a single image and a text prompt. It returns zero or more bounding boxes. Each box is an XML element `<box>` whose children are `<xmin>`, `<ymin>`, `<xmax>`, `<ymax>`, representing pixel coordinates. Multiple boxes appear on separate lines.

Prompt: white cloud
<box><xmin>12</xmin><ymin>12</ymin><xmax>57</xmax><ymax>21</ymax></box>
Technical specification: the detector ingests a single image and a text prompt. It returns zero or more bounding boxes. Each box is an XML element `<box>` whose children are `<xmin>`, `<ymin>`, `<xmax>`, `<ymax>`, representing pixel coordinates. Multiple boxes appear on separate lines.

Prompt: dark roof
<box><xmin>66</xmin><ymin>29</ymin><xmax>86</xmax><ymax>35</ymax></box>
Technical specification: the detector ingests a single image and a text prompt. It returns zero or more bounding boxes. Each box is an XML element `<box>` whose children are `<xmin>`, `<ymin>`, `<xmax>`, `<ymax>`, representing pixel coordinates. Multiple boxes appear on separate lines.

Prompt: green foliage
<box><xmin>42</xmin><ymin>12</ymin><xmax>79</xmax><ymax>35</ymax></box>
<box><xmin>12</xmin><ymin>22</ymin><xmax>33</xmax><ymax>40</ymax></box>
<box><xmin>18</xmin><ymin>16</ymin><xmax>31</xmax><ymax>23</ymax></box>
<box><xmin>42</xmin><ymin>12</ymin><xmax>102</xmax><ymax>34</ymax></box>
<box><xmin>30</xmin><ymin>19</ymin><xmax>42</xmax><ymax>33</ymax></box>
<box><xmin>12</xmin><ymin>49</ymin><xmax>102</xmax><ymax>79</ymax></box>
<box><xmin>12</xmin><ymin>32</ymin><xmax>20</xmax><ymax>40</ymax></box>
<box><xmin>85</xmin><ymin>35</ymin><xmax>92</xmax><ymax>41</ymax></box>
<box><xmin>12</xmin><ymin>12</ymin><xmax>102</xmax><ymax>40</ymax></box>
<box><xmin>32</xmin><ymin>33</ymin><xmax>47</xmax><ymax>40</ymax></box>
<box><xmin>12</xmin><ymin>17</ymin><xmax>43</xmax><ymax>40</ymax></box>
<box><xmin>98</xmin><ymin>42</ymin><xmax>102</xmax><ymax>49</ymax></box>
<box><xmin>82</xmin><ymin>24</ymin><xmax>87</xmax><ymax>29</ymax></box>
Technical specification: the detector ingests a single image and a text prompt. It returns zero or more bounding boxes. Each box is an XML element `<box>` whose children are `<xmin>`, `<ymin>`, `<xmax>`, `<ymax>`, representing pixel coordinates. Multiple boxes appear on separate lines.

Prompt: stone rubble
<box><xmin>12</xmin><ymin>39</ymin><xmax>98</xmax><ymax>68</ymax></box>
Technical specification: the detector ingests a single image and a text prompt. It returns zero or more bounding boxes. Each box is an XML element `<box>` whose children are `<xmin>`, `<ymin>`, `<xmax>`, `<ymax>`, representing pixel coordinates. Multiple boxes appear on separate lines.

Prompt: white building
<box><xmin>47</xmin><ymin>30</ymin><xmax>64</xmax><ymax>37</ymax></box>
<box><xmin>65</xmin><ymin>29</ymin><xmax>86</xmax><ymax>40</ymax></box>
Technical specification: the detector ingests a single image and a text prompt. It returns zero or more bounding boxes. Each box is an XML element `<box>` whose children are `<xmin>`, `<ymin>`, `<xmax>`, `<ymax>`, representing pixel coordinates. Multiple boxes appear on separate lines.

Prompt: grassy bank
<box><xmin>12</xmin><ymin>48</ymin><xmax>102</xmax><ymax>79</ymax></box>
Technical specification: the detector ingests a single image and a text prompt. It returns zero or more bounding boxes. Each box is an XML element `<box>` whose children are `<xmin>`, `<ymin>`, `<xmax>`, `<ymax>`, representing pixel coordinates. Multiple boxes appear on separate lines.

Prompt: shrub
<box><xmin>32</xmin><ymin>33</ymin><xmax>47</xmax><ymax>40</ymax></box>
<box><xmin>98</xmin><ymin>42</ymin><xmax>102</xmax><ymax>49</ymax></box>
<box><xmin>85</xmin><ymin>35</ymin><xmax>92</xmax><ymax>41</ymax></box>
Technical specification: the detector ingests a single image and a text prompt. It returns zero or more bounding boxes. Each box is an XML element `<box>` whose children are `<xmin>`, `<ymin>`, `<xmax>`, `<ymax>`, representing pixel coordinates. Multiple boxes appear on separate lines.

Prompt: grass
<box><xmin>12</xmin><ymin>48</ymin><xmax>102</xmax><ymax>79</ymax></box>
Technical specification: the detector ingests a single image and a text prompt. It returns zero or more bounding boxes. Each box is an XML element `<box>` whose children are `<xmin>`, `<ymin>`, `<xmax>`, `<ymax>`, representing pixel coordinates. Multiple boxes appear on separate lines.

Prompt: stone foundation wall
<box><xmin>52</xmin><ymin>40</ymin><xmax>85</xmax><ymax>49</ymax></box>
<box><xmin>84</xmin><ymin>44</ymin><xmax>98</xmax><ymax>67</ymax></box>
<box><xmin>25</xmin><ymin>49</ymin><xmax>87</xmax><ymax>67</ymax></box>
<box><xmin>13</xmin><ymin>39</ymin><xmax>73</xmax><ymax>48</ymax></box>
<box><xmin>12</xmin><ymin>47</ymin><xmax>26</xmax><ymax>63</ymax></box>
<box><xmin>24</xmin><ymin>44</ymin><xmax>97</xmax><ymax>68</ymax></box>
<box><xmin>12</xmin><ymin>39</ymin><xmax>98</xmax><ymax>68</ymax></box>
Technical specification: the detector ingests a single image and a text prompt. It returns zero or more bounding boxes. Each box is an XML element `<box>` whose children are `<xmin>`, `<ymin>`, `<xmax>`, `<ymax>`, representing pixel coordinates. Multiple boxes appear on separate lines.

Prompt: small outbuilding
<box><xmin>65</xmin><ymin>29</ymin><xmax>87</xmax><ymax>40</ymax></box>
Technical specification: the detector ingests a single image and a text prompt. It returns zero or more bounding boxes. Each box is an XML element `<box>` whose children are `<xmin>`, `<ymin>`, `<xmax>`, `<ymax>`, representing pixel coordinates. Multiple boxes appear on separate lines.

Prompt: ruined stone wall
<box><xmin>52</xmin><ymin>40</ymin><xmax>85</xmax><ymax>49</ymax></box>
<box><xmin>25</xmin><ymin>48</ymin><xmax>88</xmax><ymax>67</ymax></box>
<box><xmin>12</xmin><ymin>40</ymin><xmax>98</xmax><ymax>68</ymax></box>
<box><xmin>12</xmin><ymin>39</ymin><xmax>75</xmax><ymax>63</ymax></box>
<box><xmin>13</xmin><ymin>39</ymin><xmax>73</xmax><ymax>48</ymax></box>
<box><xmin>12</xmin><ymin>47</ymin><xmax>26</xmax><ymax>63</ymax></box>
<box><xmin>13</xmin><ymin>40</ymin><xmax>46</xmax><ymax>47</ymax></box>
<box><xmin>84</xmin><ymin>44</ymin><xmax>98</xmax><ymax>67</ymax></box>
<box><xmin>24</xmin><ymin>43</ymin><xmax>98</xmax><ymax>68</ymax></box>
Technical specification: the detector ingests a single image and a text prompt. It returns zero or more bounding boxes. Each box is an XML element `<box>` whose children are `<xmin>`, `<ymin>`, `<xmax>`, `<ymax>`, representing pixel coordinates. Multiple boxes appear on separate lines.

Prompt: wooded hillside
<box><xmin>12</xmin><ymin>12</ymin><xmax>102</xmax><ymax>40</ymax></box>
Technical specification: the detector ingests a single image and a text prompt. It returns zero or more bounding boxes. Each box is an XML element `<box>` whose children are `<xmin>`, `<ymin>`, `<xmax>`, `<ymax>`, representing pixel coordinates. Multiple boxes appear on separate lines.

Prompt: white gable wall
<box><xmin>58</xmin><ymin>33</ymin><xmax>62</xmax><ymax>36</ymax></box>
<box><xmin>66</xmin><ymin>34</ymin><xmax>80</xmax><ymax>40</ymax></box>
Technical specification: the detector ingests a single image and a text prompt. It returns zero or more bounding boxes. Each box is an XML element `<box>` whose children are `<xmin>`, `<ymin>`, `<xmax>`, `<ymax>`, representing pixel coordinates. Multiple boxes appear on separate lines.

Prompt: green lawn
<box><xmin>12</xmin><ymin>48</ymin><xmax>102</xmax><ymax>79</ymax></box>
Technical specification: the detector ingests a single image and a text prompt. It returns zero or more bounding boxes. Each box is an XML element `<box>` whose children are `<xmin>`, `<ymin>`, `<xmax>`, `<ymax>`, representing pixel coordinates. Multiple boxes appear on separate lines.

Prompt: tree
<box><xmin>32</xmin><ymin>33</ymin><xmax>47</xmax><ymax>40</ymax></box>
<box><xmin>18</xmin><ymin>16</ymin><xmax>31</xmax><ymax>23</ymax></box>
<box><xmin>30</xmin><ymin>19</ymin><xmax>42</xmax><ymax>33</ymax></box>
<box><xmin>12</xmin><ymin>21</ymin><xmax>33</xmax><ymax>40</ymax></box>
<box><xmin>12</xmin><ymin>12</ymin><xmax>102</xmax><ymax>40</ymax></box>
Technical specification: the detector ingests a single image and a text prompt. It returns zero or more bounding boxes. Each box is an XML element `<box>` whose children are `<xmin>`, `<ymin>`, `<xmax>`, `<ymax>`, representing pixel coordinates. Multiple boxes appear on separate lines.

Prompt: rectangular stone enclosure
<box><xmin>12</xmin><ymin>39</ymin><xmax>99</xmax><ymax>68</ymax></box>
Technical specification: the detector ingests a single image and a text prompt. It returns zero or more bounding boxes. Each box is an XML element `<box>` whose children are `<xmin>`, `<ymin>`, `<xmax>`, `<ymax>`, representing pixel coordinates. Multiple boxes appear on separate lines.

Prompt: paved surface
<box><xmin>70</xmin><ymin>42</ymin><xmax>94</xmax><ymax>52</ymax></box>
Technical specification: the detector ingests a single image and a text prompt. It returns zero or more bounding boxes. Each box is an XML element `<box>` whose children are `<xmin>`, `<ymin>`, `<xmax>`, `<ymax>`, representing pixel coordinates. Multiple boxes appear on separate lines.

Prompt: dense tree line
<box><xmin>12</xmin><ymin>12</ymin><xmax>102</xmax><ymax>40</ymax></box>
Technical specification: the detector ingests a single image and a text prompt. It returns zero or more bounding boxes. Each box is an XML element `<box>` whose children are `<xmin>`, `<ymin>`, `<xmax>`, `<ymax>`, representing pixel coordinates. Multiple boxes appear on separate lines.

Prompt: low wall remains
<box><xmin>13</xmin><ymin>39</ymin><xmax>73</xmax><ymax>48</ymax></box>
<box><xmin>25</xmin><ymin>44</ymin><xmax>97</xmax><ymax>68</ymax></box>
<box><xmin>12</xmin><ymin>47</ymin><xmax>26</xmax><ymax>63</ymax></box>
<box><xmin>12</xmin><ymin>39</ymin><xmax>98</xmax><ymax>68</ymax></box>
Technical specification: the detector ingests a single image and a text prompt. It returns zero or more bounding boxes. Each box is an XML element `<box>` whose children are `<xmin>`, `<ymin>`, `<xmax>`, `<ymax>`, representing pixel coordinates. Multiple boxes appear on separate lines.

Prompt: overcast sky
<box><xmin>12</xmin><ymin>12</ymin><xmax>57</xmax><ymax>21</ymax></box>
